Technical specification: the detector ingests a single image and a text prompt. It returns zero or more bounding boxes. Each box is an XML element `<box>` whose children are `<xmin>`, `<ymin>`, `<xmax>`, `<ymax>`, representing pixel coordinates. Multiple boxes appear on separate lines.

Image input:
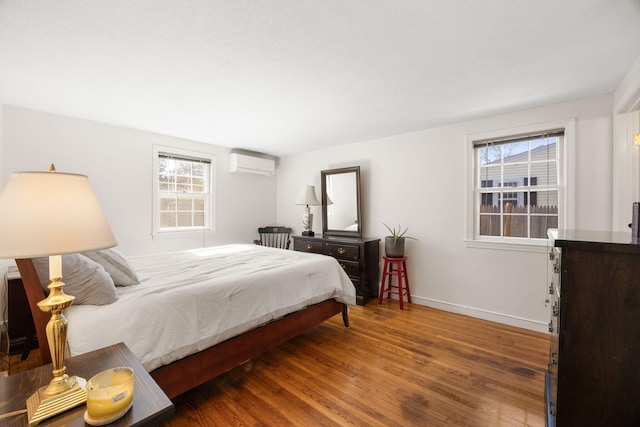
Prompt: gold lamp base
<box><xmin>26</xmin><ymin>375</ymin><xmax>87</xmax><ymax>426</ymax></box>
<box><xmin>25</xmin><ymin>275</ymin><xmax>86</xmax><ymax>425</ymax></box>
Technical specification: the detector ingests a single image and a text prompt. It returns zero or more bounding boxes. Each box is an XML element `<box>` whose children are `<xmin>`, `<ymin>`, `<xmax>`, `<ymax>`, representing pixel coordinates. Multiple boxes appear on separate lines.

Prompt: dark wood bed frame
<box><xmin>15</xmin><ymin>258</ymin><xmax>350</xmax><ymax>399</ymax></box>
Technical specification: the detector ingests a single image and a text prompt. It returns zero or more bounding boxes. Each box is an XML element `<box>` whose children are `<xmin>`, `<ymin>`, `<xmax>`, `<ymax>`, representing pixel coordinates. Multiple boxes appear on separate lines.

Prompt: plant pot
<box><xmin>384</xmin><ymin>236</ymin><xmax>405</xmax><ymax>258</ymax></box>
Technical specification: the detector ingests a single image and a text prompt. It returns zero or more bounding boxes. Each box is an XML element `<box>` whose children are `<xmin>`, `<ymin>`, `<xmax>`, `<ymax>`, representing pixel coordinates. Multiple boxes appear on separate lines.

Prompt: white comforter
<box><xmin>65</xmin><ymin>244</ymin><xmax>356</xmax><ymax>371</ymax></box>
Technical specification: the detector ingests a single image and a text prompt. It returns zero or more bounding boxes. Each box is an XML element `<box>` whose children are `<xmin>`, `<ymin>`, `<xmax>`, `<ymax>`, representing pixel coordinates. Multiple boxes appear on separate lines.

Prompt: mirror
<box><xmin>321</xmin><ymin>166</ymin><xmax>361</xmax><ymax>237</ymax></box>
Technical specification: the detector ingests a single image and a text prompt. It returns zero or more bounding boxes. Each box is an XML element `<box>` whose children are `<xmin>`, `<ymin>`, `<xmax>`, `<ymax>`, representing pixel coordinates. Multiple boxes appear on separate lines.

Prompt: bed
<box><xmin>15</xmin><ymin>244</ymin><xmax>355</xmax><ymax>398</ymax></box>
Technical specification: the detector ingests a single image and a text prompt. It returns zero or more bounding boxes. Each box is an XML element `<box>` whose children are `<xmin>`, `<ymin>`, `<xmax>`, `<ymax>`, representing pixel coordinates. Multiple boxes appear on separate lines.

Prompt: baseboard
<box><xmin>411</xmin><ymin>296</ymin><xmax>549</xmax><ymax>334</ymax></box>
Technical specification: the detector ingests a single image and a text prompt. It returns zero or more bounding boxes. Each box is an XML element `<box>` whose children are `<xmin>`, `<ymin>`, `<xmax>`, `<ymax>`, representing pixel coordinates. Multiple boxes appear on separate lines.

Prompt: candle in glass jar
<box><xmin>85</xmin><ymin>367</ymin><xmax>134</xmax><ymax>422</ymax></box>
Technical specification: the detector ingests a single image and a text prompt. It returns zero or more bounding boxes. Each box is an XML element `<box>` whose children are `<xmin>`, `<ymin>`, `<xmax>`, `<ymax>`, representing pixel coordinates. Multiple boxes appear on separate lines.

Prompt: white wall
<box><xmin>612</xmin><ymin>55</ymin><xmax>640</xmax><ymax>231</ymax></box>
<box><xmin>0</xmin><ymin>105</ymin><xmax>278</xmax><ymax>255</ymax></box>
<box><xmin>0</xmin><ymin>105</ymin><xmax>279</xmax><ymax>322</ymax></box>
<box><xmin>277</xmin><ymin>94</ymin><xmax>614</xmax><ymax>332</ymax></box>
<box><xmin>0</xmin><ymin>104</ymin><xmax>10</xmax><ymax>319</ymax></box>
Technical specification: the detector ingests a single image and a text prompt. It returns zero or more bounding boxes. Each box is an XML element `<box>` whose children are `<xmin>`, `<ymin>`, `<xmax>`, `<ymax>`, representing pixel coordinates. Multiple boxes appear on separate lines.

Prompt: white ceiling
<box><xmin>1</xmin><ymin>1</ymin><xmax>640</xmax><ymax>157</ymax></box>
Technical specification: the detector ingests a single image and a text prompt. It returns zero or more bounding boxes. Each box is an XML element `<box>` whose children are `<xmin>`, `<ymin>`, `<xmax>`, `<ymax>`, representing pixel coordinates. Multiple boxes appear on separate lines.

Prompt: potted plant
<box><xmin>383</xmin><ymin>223</ymin><xmax>416</xmax><ymax>258</ymax></box>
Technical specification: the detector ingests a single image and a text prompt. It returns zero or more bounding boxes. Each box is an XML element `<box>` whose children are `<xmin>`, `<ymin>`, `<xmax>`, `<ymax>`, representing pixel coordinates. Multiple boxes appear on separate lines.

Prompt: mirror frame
<box><xmin>321</xmin><ymin>166</ymin><xmax>362</xmax><ymax>238</ymax></box>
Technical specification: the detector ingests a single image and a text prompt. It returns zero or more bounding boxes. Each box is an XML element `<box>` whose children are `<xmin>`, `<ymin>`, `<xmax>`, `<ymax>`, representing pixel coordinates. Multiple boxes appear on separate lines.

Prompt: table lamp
<box><xmin>0</xmin><ymin>165</ymin><xmax>116</xmax><ymax>425</ymax></box>
<box><xmin>295</xmin><ymin>185</ymin><xmax>320</xmax><ymax>236</ymax></box>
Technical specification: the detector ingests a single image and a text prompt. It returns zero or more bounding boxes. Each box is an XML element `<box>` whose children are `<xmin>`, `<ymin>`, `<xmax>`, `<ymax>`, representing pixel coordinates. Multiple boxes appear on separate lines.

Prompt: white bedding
<box><xmin>65</xmin><ymin>244</ymin><xmax>356</xmax><ymax>371</ymax></box>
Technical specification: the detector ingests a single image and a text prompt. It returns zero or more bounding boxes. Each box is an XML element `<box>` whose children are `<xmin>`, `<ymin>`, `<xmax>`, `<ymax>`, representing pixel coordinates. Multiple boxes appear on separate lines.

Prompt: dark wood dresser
<box><xmin>546</xmin><ymin>230</ymin><xmax>640</xmax><ymax>426</ymax></box>
<box><xmin>293</xmin><ymin>235</ymin><xmax>380</xmax><ymax>306</ymax></box>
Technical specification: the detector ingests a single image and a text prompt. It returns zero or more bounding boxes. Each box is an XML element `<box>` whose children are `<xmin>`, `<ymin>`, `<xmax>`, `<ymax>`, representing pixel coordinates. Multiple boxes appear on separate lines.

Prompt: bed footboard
<box><xmin>151</xmin><ymin>299</ymin><xmax>347</xmax><ymax>399</ymax></box>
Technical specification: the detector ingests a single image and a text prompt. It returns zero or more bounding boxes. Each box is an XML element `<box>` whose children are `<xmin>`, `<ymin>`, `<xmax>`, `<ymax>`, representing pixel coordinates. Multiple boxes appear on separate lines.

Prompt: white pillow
<box><xmin>82</xmin><ymin>248</ymin><xmax>140</xmax><ymax>286</ymax></box>
<box><xmin>32</xmin><ymin>254</ymin><xmax>118</xmax><ymax>305</ymax></box>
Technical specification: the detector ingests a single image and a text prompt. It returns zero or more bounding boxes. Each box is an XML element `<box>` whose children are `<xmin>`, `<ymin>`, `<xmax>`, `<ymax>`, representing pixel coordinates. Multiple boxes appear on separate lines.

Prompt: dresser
<box><xmin>293</xmin><ymin>235</ymin><xmax>380</xmax><ymax>306</ymax></box>
<box><xmin>545</xmin><ymin>230</ymin><xmax>640</xmax><ymax>426</ymax></box>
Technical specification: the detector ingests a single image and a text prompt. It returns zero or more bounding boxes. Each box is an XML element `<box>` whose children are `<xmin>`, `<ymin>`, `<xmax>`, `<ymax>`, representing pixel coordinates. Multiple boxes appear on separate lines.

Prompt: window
<box><xmin>471</xmin><ymin>129</ymin><xmax>563</xmax><ymax>242</ymax></box>
<box><xmin>153</xmin><ymin>146</ymin><xmax>215</xmax><ymax>235</ymax></box>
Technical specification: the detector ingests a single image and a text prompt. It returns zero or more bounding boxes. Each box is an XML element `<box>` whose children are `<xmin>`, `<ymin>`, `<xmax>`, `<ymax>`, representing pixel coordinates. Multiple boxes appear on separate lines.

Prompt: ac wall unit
<box><xmin>229</xmin><ymin>153</ymin><xmax>275</xmax><ymax>176</ymax></box>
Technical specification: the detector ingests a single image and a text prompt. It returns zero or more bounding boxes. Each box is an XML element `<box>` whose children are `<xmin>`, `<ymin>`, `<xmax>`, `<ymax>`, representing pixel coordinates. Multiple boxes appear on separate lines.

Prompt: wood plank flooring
<box><xmin>166</xmin><ymin>301</ymin><xmax>548</xmax><ymax>426</ymax></box>
<box><xmin>9</xmin><ymin>301</ymin><xmax>548</xmax><ymax>426</ymax></box>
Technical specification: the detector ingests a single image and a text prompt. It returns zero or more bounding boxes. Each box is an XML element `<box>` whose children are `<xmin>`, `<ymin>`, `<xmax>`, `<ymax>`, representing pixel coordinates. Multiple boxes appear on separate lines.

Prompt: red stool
<box><xmin>378</xmin><ymin>256</ymin><xmax>411</xmax><ymax>310</ymax></box>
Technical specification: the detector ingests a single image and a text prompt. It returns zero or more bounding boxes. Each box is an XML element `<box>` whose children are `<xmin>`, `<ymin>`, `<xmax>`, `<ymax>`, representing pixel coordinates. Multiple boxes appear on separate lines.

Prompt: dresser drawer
<box><xmin>294</xmin><ymin>239</ymin><xmax>323</xmax><ymax>254</ymax></box>
<box><xmin>325</xmin><ymin>243</ymin><xmax>359</xmax><ymax>261</ymax></box>
<box><xmin>335</xmin><ymin>259</ymin><xmax>359</xmax><ymax>277</ymax></box>
<box><xmin>350</xmin><ymin>277</ymin><xmax>362</xmax><ymax>297</ymax></box>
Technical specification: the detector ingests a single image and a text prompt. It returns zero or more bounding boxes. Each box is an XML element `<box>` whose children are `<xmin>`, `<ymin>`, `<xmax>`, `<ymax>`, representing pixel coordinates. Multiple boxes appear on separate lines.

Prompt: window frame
<box><xmin>152</xmin><ymin>145</ymin><xmax>216</xmax><ymax>238</ymax></box>
<box><xmin>465</xmin><ymin>118</ymin><xmax>575</xmax><ymax>252</ymax></box>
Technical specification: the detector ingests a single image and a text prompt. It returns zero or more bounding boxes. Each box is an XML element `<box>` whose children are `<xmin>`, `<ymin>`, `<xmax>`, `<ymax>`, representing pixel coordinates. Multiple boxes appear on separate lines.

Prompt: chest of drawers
<box><xmin>546</xmin><ymin>230</ymin><xmax>640</xmax><ymax>426</ymax></box>
<box><xmin>293</xmin><ymin>235</ymin><xmax>380</xmax><ymax>306</ymax></box>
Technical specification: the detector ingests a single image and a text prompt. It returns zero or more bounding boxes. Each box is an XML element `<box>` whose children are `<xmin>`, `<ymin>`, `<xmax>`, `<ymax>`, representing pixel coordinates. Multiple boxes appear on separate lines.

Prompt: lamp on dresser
<box><xmin>295</xmin><ymin>184</ymin><xmax>320</xmax><ymax>237</ymax></box>
<box><xmin>0</xmin><ymin>164</ymin><xmax>116</xmax><ymax>425</ymax></box>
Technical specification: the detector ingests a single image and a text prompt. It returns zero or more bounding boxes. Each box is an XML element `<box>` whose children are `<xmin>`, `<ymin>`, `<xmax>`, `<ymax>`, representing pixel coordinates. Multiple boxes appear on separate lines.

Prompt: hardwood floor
<box><xmin>167</xmin><ymin>302</ymin><xmax>548</xmax><ymax>426</ymax></box>
<box><xmin>9</xmin><ymin>301</ymin><xmax>548</xmax><ymax>426</ymax></box>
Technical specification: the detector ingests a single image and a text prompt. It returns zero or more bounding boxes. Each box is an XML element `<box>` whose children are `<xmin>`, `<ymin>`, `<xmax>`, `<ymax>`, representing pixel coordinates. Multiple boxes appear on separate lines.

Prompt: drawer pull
<box><xmin>548</xmin><ymin>356</ymin><xmax>558</xmax><ymax>372</ymax></box>
<box><xmin>306</xmin><ymin>243</ymin><xmax>313</xmax><ymax>250</ymax></box>
<box><xmin>337</xmin><ymin>247</ymin><xmax>346</xmax><ymax>255</ymax></box>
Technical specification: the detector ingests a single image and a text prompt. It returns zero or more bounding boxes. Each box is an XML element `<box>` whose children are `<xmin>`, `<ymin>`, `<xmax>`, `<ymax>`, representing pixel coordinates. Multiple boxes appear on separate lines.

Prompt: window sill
<box><xmin>464</xmin><ymin>238</ymin><xmax>551</xmax><ymax>253</ymax></box>
<box><xmin>152</xmin><ymin>229</ymin><xmax>214</xmax><ymax>240</ymax></box>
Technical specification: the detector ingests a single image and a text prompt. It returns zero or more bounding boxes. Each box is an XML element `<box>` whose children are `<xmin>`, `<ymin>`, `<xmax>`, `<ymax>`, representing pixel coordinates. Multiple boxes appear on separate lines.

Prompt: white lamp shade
<box><xmin>0</xmin><ymin>170</ymin><xmax>117</xmax><ymax>258</ymax></box>
<box><xmin>295</xmin><ymin>185</ymin><xmax>320</xmax><ymax>206</ymax></box>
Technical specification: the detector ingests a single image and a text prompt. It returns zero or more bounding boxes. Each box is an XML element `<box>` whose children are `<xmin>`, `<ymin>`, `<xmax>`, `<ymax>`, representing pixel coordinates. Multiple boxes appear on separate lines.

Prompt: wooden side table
<box><xmin>0</xmin><ymin>342</ymin><xmax>174</xmax><ymax>426</ymax></box>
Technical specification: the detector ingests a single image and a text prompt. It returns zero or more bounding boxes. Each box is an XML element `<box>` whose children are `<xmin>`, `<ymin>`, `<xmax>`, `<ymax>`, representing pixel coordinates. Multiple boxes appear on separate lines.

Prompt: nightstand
<box><xmin>0</xmin><ymin>342</ymin><xmax>174</xmax><ymax>426</ymax></box>
<box><xmin>5</xmin><ymin>267</ymin><xmax>38</xmax><ymax>360</ymax></box>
